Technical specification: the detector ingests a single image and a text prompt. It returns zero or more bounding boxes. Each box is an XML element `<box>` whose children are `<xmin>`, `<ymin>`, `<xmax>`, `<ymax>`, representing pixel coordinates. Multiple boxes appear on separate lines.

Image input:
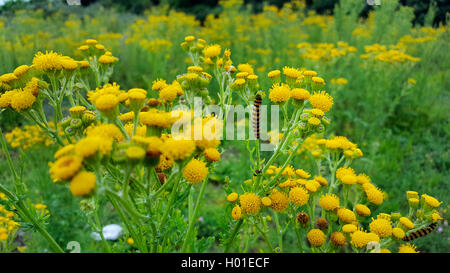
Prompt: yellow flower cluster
<box><xmin>5</xmin><ymin>124</ymin><xmax>54</xmax><ymax>149</ymax></box>
<box><xmin>298</xmin><ymin>41</ymin><xmax>357</xmax><ymax>62</ymax></box>
<box><xmin>0</xmin><ymin>204</ymin><xmax>20</xmax><ymax>242</ymax></box>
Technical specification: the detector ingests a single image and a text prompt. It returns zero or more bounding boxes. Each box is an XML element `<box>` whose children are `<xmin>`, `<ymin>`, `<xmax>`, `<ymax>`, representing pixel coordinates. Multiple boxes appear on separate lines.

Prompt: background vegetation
<box><xmin>0</xmin><ymin>0</ymin><xmax>448</xmax><ymax>252</ymax></box>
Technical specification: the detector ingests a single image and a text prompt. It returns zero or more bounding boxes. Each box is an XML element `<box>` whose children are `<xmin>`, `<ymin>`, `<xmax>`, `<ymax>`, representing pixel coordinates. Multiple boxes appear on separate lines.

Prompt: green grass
<box><xmin>0</xmin><ymin>0</ymin><xmax>449</xmax><ymax>252</ymax></box>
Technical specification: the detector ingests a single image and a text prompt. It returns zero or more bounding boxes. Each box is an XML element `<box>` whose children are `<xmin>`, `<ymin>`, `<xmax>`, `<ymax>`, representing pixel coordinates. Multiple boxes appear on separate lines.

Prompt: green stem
<box><xmin>224</xmin><ymin>219</ymin><xmax>243</xmax><ymax>253</ymax></box>
<box><xmin>254</xmin><ymin>221</ymin><xmax>273</xmax><ymax>252</ymax></box>
<box><xmin>158</xmin><ymin>171</ymin><xmax>182</xmax><ymax>230</ymax></box>
<box><xmin>181</xmin><ymin>177</ymin><xmax>208</xmax><ymax>252</ymax></box>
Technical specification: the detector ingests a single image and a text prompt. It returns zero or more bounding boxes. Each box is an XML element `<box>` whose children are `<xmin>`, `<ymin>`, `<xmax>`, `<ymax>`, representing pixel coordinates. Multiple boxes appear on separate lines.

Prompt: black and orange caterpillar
<box><xmin>252</xmin><ymin>94</ymin><xmax>262</xmax><ymax>140</ymax></box>
<box><xmin>402</xmin><ymin>222</ymin><xmax>437</xmax><ymax>241</ymax></box>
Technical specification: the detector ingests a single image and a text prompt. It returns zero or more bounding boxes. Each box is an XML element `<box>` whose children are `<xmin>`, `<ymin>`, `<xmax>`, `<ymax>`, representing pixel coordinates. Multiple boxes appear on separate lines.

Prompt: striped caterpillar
<box><xmin>252</xmin><ymin>94</ymin><xmax>262</xmax><ymax>140</ymax></box>
<box><xmin>402</xmin><ymin>222</ymin><xmax>437</xmax><ymax>241</ymax></box>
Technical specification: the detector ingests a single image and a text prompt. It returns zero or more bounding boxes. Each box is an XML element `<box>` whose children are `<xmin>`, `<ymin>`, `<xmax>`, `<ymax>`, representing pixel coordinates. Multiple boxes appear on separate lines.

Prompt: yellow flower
<box><xmin>342</xmin><ymin>224</ymin><xmax>357</xmax><ymax>234</ymax></box>
<box><xmin>155</xmin><ymin>155</ymin><xmax>174</xmax><ymax>172</ymax></box>
<box><xmin>49</xmin><ymin>155</ymin><xmax>83</xmax><ymax>182</ymax></box>
<box><xmin>392</xmin><ymin>227</ymin><xmax>405</xmax><ymax>239</ymax></box>
<box><xmin>289</xmin><ymin>187</ymin><xmax>309</xmax><ymax>206</ymax></box>
<box><xmin>291</xmin><ymin>88</ymin><xmax>310</xmax><ymax>101</ymax></box>
<box><xmin>13</xmin><ymin>65</ymin><xmax>31</xmax><ymax>77</ymax></box>
<box><xmin>98</xmin><ymin>54</ymin><xmax>118</xmax><ymax>64</ymax></box>
<box><xmin>311</xmin><ymin>108</ymin><xmax>324</xmax><ymax>117</ymax></box>
<box><xmin>78</xmin><ymin>45</ymin><xmax>89</xmax><ymax>51</ymax></box>
<box><xmin>307</xmin><ymin>229</ymin><xmax>325</xmax><ymax>247</ymax></box>
<box><xmin>261</xmin><ymin>197</ymin><xmax>272</xmax><ymax>207</ymax></box>
<box><xmin>314</xmin><ymin>176</ymin><xmax>328</xmax><ymax>186</ymax></box>
<box><xmin>120</xmin><ymin>111</ymin><xmax>135</xmax><ymax>123</ymax></box>
<box><xmin>309</xmin><ymin>91</ymin><xmax>333</xmax><ymax>112</ymax></box>
<box><xmin>183</xmin><ymin>159</ymin><xmax>208</xmax><ymax>184</ymax></box>
<box><xmin>0</xmin><ymin>73</ymin><xmax>18</xmax><ymax>83</ymax></box>
<box><xmin>269</xmin><ymin>190</ymin><xmax>289</xmax><ymax>212</ymax></box>
<box><xmin>432</xmin><ymin>212</ymin><xmax>443</xmax><ymax>223</ymax></box>
<box><xmin>356</xmin><ymin>173</ymin><xmax>371</xmax><ymax>184</ymax></box>
<box><xmin>369</xmin><ymin>218</ymin><xmax>392</xmax><ymax>238</ymax></box>
<box><xmin>125</xmin><ymin>146</ymin><xmax>146</xmax><ymax>160</ymax></box>
<box><xmin>237</xmin><ymin>63</ymin><xmax>254</xmax><ymax>75</ymax></box>
<box><xmin>399</xmin><ymin>217</ymin><xmax>414</xmax><ymax>230</ymax></box>
<box><xmin>312</xmin><ymin>76</ymin><xmax>325</xmax><ymax>85</ymax></box>
<box><xmin>232</xmin><ymin>78</ymin><xmax>246</xmax><ymax>87</ymax></box>
<box><xmin>319</xmin><ymin>194</ymin><xmax>339</xmax><ymax>211</ymax></box>
<box><xmin>239</xmin><ymin>193</ymin><xmax>261</xmax><ymax>214</ymax></box>
<box><xmin>355</xmin><ymin>204</ymin><xmax>371</xmax><ymax>216</ymax></box>
<box><xmin>69</xmin><ymin>106</ymin><xmax>86</xmax><ymax>117</ymax></box>
<box><xmin>267</xmin><ymin>70</ymin><xmax>281</xmax><ymax>79</ymax></box>
<box><xmin>60</xmin><ymin>56</ymin><xmax>79</xmax><ymax>70</ymax></box>
<box><xmin>203</xmin><ymin>44</ymin><xmax>221</xmax><ymax>59</ymax></box>
<box><xmin>303</xmin><ymin>70</ymin><xmax>317</xmax><ymax>77</ymax></box>
<box><xmin>232</xmin><ymin>206</ymin><xmax>242</xmax><ymax>220</ymax></box>
<box><xmin>305</xmin><ymin>180</ymin><xmax>320</xmax><ymax>192</ymax></box>
<box><xmin>331</xmin><ymin>232</ymin><xmax>346</xmax><ymax>246</ymax></box>
<box><xmin>398</xmin><ymin>243</ymin><xmax>419</xmax><ymax>253</ymax></box>
<box><xmin>184</xmin><ymin>36</ymin><xmax>195</xmax><ymax>42</ymax></box>
<box><xmin>268</xmin><ymin>83</ymin><xmax>290</xmax><ymax>103</ymax></box>
<box><xmin>308</xmin><ymin>117</ymin><xmax>321</xmax><ymax>126</ymax></box>
<box><xmin>139</xmin><ymin>109</ymin><xmax>173</xmax><ymax>129</ymax></box>
<box><xmin>295</xmin><ymin>169</ymin><xmax>310</xmax><ymax>179</ymax></box>
<box><xmin>10</xmin><ymin>90</ymin><xmax>36</xmax><ymax>111</ymax></box>
<box><xmin>350</xmin><ymin>230</ymin><xmax>370</xmax><ymax>248</ymax></box>
<box><xmin>337</xmin><ymin>208</ymin><xmax>356</xmax><ymax>223</ymax></box>
<box><xmin>336</xmin><ymin>166</ymin><xmax>355</xmax><ymax>181</ymax></box>
<box><xmin>421</xmin><ymin>194</ymin><xmax>442</xmax><ymax>208</ymax></box>
<box><xmin>152</xmin><ymin>79</ymin><xmax>168</xmax><ymax>91</ymax></box>
<box><xmin>127</xmin><ymin>237</ymin><xmax>134</xmax><ymax>245</ymax></box>
<box><xmin>85</xmin><ymin>39</ymin><xmax>98</xmax><ymax>45</ymax></box>
<box><xmin>95</xmin><ymin>94</ymin><xmax>119</xmax><ymax>112</ymax></box>
<box><xmin>204</xmin><ymin>148</ymin><xmax>220</xmax><ymax>162</ymax></box>
<box><xmin>340</xmin><ymin>174</ymin><xmax>357</xmax><ymax>185</ymax></box>
<box><xmin>162</xmin><ymin>138</ymin><xmax>195</xmax><ymax>161</ymax></box>
<box><xmin>366</xmin><ymin>187</ymin><xmax>384</xmax><ymax>205</ymax></box>
<box><xmin>227</xmin><ymin>192</ymin><xmax>238</xmax><ymax>202</ymax></box>
<box><xmin>0</xmin><ymin>91</ymin><xmax>16</xmax><ymax>108</ymax></box>
<box><xmin>70</xmin><ymin>171</ymin><xmax>96</xmax><ymax>197</ymax></box>
<box><xmin>54</xmin><ymin>144</ymin><xmax>76</xmax><ymax>159</ymax></box>
<box><xmin>159</xmin><ymin>84</ymin><xmax>178</xmax><ymax>102</ymax></box>
<box><xmin>283</xmin><ymin>66</ymin><xmax>302</xmax><ymax>79</ymax></box>
<box><xmin>75</xmin><ymin>136</ymin><xmax>109</xmax><ymax>158</ymax></box>
<box><xmin>32</xmin><ymin>51</ymin><xmax>64</xmax><ymax>71</ymax></box>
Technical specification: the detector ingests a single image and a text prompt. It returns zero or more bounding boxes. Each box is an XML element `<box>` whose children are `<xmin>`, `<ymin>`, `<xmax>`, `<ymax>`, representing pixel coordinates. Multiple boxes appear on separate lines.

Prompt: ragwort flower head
<box><xmin>337</xmin><ymin>208</ymin><xmax>356</xmax><ymax>223</ymax></box>
<box><xmin>239</xmin><ymin>193</ymin><xmax>261</xmax><ymax>214</ymax></box>
<box><xmin>70</xmin><ymin>171</ymin><xmax>96</xmax><ymax>197</ymax></box>
<box><xmin>369</xmin><ymin>218</ymin><xmax>392</xmax><ymax>238</ymax></box>
<box><xmin>161</xmin><ymin>138</ymin><xmax>195</xmax><ymax>161</ymax></box>
<box><xmin>309</xmin><ymin>91</ymin><xmax>333</xmax><ymax>112</ymax></box>
<box><xmin>49</xmin><ymin>155</ymin><xmax>83</xmax><ymax>182</ymax></box>
<box><xmin>289</xmin><ymin>187</ymin><xmax>309</xmax><ymax>206</ymax></box>
<box><xmin>319</xmin><ymin>193</ymin><xmax>339</xmax><ymax>211</ymax></box>
<box><xmin>183</xmin><ymin>159</ymin><xmax>208</xmax><ymax>184</ymax></box>
<box><xmin>307</xmin><ymin>229</ymin><xmax>325</xmax><ymax>247</ymax></box>
<box><xmin>269</xmin><ymin>83</ymin><xmax>290</xmax><ymax>103</ymax></box>
<box><xmin>10</xmin><ymin>90</ymin><xmax>36</xmax><ymax>111</ymax></box>
<box><xmin>203</xmin><ymin>44</ymin><xmax>221</xmax><ymax>59</ymax></box>
<box><xmin>270</xmin><ymin>190</ymin><xmax>289</xmax><ymax>212</ymax></box>
<box><xmin>398</xmin><ymin>243</ymin><xmax>419</xmax><ymax>253</ymax></box>
<box><xmin>32</xmin><ymin>51</ymin><xmax>64</xmax><ymax>71</ymax></box>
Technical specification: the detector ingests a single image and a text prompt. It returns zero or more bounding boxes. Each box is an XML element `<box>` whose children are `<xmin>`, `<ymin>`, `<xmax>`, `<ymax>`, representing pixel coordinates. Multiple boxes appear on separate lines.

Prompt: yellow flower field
<box><xmin>0</xmin><ymin>0</ymin><xmax>448</xmax><ymax>254</ymax></box>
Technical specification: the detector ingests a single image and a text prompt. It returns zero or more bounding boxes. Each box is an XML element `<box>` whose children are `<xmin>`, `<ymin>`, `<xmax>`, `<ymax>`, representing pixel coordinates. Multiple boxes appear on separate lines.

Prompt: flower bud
<box><xmin>297</xmin><ymin>212</ymin><xmax>309</xmax><ymax>227</ymax></box>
